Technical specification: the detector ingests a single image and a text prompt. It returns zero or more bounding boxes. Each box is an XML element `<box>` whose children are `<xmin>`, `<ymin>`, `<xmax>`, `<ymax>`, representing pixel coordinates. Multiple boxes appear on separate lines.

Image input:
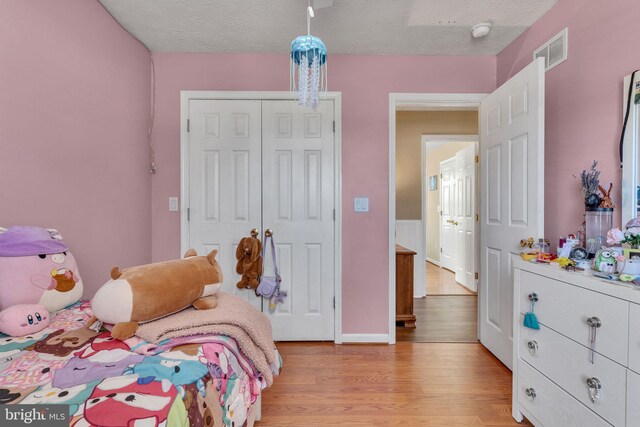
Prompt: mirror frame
<box><xmin>621</xmin><ymin>72</ymin><xmax>640</xmax><ymax>226</ymax></box>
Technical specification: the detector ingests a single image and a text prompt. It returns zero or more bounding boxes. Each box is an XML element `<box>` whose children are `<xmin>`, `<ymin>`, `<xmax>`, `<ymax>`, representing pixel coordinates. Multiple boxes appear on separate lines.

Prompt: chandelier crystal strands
<box><xmin>290</xmin><ymin>1</ymin><xmax>327</xmax><ymax>110</ymax></box>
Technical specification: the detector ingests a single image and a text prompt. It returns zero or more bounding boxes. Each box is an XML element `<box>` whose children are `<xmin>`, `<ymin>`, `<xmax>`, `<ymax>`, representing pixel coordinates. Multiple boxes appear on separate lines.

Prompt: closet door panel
<box><xmin>261</xmin><ymin>100</ymin><xmax>335</xmax><ymax>341</ymax></box>
<box><xmin>188</xmin><ymin>100</ymin><xmax>262</xmax><ymax>309</ymax></box>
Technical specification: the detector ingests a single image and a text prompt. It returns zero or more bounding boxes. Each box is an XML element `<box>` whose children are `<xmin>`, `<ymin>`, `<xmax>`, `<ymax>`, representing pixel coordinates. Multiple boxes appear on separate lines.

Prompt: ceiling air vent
<box><xmin>533</xmin><ymin>28</ymin><xmax>568</xmax><ymax>72</ymax></box>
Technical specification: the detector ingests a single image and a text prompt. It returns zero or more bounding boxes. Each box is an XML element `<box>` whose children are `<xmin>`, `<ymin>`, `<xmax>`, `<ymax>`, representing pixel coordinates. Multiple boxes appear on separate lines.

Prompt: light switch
<box><xmin>354</xmin><ymin>197</ymin><xmax>369</xmax><ymax>213</ymax></box>
<box><xmin>169</xmin><ymin>197</ymin><xmax>179</xmax><ymax>212</ymax></box>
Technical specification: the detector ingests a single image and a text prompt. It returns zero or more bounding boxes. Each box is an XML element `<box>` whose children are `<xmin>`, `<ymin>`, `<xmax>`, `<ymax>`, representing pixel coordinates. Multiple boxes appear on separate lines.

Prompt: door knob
<box><xmin>250</xmin><ymin>228</ymin><xmax>259</xmax><ymax>238</ymax></box>
<box><xmin>265</xmin><ymin>229</ymin><xmax>273</xmax><ymax>237</ymax></box>
<box><xmin>527</xmin><ymin>340</ymin><xmax>539</xmax><ymax>355</ymax></box>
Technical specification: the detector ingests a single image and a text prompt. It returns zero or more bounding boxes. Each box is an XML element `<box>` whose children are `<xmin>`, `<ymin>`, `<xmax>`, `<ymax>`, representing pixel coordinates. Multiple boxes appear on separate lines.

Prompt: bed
<box><xmin>0</xmin><ymin>296</ymin><xmax>280</xmax><ymax>427</ymax></box>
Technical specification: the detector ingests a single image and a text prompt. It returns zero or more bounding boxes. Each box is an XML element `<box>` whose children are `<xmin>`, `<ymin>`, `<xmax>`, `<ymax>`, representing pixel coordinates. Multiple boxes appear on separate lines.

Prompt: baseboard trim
<box><xmin>341</xmin><ymin>334</ymin><xmax>390</xmax><ymax>344</ymax></box>
<box><xmin>426</xmin><ymin>257</ymin><xmax>441</xmax><ymax>267</ymax></box>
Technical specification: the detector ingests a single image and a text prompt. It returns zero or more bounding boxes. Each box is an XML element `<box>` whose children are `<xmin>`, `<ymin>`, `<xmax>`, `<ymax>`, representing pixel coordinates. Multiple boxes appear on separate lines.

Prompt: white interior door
<box><xmin>261</xmin><ymin>100</ymin><xmax>335</xmax><ymax>341</ymax></box>
<box><xmin>188</xmin><ymin>100</ymin><xmax>263</xmax><ymax>309</ymax></box>
<box><xmin>455</xmin><ymin>144</ymin><xmax>477</xmax><ymax>291</ymax></box>
<box><xmin>440</xmin><ymin>157</ymin><xmax>457</xmax><ymax>272</ymax></box>
<box><xmin>479</xmin><ymin>58</ymin><xmax>545</xmax><ymax>369</ymax></box>
<box><xmin>454</xmin><ymin>150</ymin><xmax>465</xmax><ymax>283</ymax></box>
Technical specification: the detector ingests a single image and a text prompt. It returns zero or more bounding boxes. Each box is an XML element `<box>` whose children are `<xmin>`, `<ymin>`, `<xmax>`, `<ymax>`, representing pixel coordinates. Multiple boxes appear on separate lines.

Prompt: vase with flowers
<box><xmin>579</xmin><ymin>161</ymin><xmax>602</xmax><ymax>209</ymax></box>
<box><xmin>606</xmin><ymin>218</ymin><xmax>640</xmax><ymax>275</ymax></box>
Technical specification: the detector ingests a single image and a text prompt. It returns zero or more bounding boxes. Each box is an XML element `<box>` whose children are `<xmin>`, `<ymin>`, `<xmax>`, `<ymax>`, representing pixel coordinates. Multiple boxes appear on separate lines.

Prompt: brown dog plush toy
<box><xmin>90</xmin><ymin>249</ymin><xmax>222</xmax><ymax>340</ymax></box>
<box><xmin>235</xmin><ymin>237</ymin><xmax>262</xmax><ymax>289</ymax></box>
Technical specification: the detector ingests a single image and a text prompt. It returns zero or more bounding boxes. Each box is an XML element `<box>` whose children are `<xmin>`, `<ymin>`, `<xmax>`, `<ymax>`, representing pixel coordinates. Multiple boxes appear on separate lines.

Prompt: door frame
<box><xmin>180</xmin><ymin>91</ymin><xmax>344</xmax><ymax>343</ymax></box>
<box><xmin>389</xmin><ymin>93</ymin><xmax>486</xmax><ymax>344</ymax></box>
<box><xmin>422</xmin><ymin>135</ymin><xmax>479</xmax><ymax>292</ymax></box>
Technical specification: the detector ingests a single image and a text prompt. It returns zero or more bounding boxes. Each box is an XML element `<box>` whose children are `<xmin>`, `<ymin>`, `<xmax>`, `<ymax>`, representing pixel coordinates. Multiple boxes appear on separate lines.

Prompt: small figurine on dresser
<box><xmin>592</xmin><ymin>248</ymin><xmax>621</xmax><ymax>274</ymax></box>
<box><xmin>598</xmin><ymin>183</ymin><xmax>615</xmax><ymax>209</ymax></box>
<box><xmin>519</xmin><ymin>237</ymin><xmax>537</xmax><ymax>261</ymax></box>
<box><xmin>606</xmin><ymin>218</ymin><xmax>640</xmax><ymax>281</ymax></box>
<box><xmin>519</xmin><ymin>237</ymin><xmax>555</xmax><ymax>263</ymax></box>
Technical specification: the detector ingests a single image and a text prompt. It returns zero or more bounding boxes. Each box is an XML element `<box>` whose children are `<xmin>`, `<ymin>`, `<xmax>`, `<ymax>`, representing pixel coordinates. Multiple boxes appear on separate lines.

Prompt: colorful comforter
<box><xmin>0</xmin><ymin>301</ymin><xmax>281</xmax><ymax>427</ymax></box>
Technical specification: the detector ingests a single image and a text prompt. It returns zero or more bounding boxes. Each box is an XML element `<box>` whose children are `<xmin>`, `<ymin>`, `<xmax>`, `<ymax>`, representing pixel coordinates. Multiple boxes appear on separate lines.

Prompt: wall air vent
<box><xmin>533</xmin><ymin>28</ymin><xmax>568</xmax><ymax>72</ymax></box>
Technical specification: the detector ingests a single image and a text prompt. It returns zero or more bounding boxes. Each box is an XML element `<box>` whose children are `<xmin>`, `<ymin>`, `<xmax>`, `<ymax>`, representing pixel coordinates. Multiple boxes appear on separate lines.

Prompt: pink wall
<box><xmin>0</xmin><ymin>1</ymin><xmax>152</xmax><ymax>297</ymax></box>
<box><xmin>151</xmin><ymin>53</ymin><xmax>496</xmax><ymax>334</ymax></box>
<box><xmin>498</xmin><ymin>0</ymin><xmax>640</xmax><ymax>244</ymax></box>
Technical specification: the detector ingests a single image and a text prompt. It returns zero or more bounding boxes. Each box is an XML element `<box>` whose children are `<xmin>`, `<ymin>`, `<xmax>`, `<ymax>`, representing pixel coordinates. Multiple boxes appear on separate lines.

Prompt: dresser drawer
<box><xmin>517</xmin><ymin>360</ymin><xmax>611</xmax><ymax>427</ymax></box>
<box><xmin>629</xmin><ymin>303</ymin><xmax>640</xmax><ymax>374</ymax></box>
<box><xmin>628</xmin><ymin>370</ymin><xmax>640</xmax><ymax>425</ymax></box>
<box><xmin>519</xmin><ymin>318</ymin><xmax>626</xmax><ymax>426</ymax></box>
<box><xmin>518</xmin><ymin>270</ymin><xmax>629</xmax><ymax>365</ymax></box>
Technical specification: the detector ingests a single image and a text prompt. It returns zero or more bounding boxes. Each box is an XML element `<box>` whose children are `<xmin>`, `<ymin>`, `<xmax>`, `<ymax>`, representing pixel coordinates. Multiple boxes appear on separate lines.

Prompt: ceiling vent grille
<box><xmin>533</xmin><ymin>28</ymin><xmax>568</xmax><ymax>72</ymax></box>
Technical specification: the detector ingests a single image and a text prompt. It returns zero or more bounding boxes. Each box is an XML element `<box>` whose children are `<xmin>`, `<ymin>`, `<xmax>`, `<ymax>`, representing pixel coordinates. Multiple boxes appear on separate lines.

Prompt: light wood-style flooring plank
<box><xmin>258</xmin><ymin>342</ymin><xmax>532</xmax><ymax>426</ymax></box>
<box><xmin>397</xmin><ymin>296</ymin><xmax>478</xmax><ymax>343</ymax></box>
<box><xmin>426</xmin><ymin>262</ymin><xmax>476</xmax><ymax>295</ymax></box>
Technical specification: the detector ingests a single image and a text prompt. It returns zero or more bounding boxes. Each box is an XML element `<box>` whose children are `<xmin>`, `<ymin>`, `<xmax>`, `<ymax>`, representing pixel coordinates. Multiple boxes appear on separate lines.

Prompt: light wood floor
<box><xmin>427</xmin><ymin>262</ymin><xmax>476</xmax><ymax>296</ymax></box>
<box><xmin>259</xmin><ymin>342</ymin><xmax>532</xmax><ymax>426</ymax></box>
<box><xmin>397</xmin><ymin>296</ymin><xmax>478</xmax><ymax>343</ymax></box>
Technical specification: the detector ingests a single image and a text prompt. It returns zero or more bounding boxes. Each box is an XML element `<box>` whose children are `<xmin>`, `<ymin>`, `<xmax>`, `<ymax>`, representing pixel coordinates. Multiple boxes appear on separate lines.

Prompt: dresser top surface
<box><xmin>514</xmin><ymin>258</ymin><xmax>640</xmax><ymax>304</ymax></box>
<box><xmin>396</xmin><ymin>244</ymin><xmax>417</xmax><ymax>255</ymax></box>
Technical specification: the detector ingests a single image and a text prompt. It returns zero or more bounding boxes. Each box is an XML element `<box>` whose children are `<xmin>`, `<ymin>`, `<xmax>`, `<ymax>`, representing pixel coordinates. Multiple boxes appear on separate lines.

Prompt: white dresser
<box><xmin>513</xmin><ymin>260</ymin><xmax>640</xmax><ymax>427</ymax></box>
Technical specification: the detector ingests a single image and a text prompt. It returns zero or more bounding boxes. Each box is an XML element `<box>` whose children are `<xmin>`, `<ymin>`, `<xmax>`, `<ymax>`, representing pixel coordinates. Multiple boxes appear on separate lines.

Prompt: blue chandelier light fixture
<box><xmin>290</xmin><ymin>1</ymin><xmax>327</xmax><ymax>110</ymax></box>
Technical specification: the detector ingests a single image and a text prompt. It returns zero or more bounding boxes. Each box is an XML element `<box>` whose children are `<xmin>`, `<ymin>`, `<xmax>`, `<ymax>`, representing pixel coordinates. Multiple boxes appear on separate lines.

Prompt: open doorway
<box><xmin>390</xmin><ymin>62</ymin><xmax>544</xmax><ymax>368</ymax></box>
<box><xmin>424</xmin><ymin>134</ymin><xmax>478</xmax><ymax>295</ymax></box>
<box><xmin>394</xmin><ymin>108</ymin><xmax>479</xmax><ymax>343</ymax></box>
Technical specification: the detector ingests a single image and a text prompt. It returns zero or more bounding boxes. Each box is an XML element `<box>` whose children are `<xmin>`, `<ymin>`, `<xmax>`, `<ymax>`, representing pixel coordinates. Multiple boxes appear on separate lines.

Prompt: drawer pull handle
<box><xmin>525</xmin><ymin>387</ymin><xmax>536</xmax><ymax>400</ymax></box>
<box><xmin>586</xmin><ymin>377</ymin><xmax>601</xmax><ymax>403</ymax></box>
<box><xmin>586</xmin><ymin>317</ymin><xmax>601</xmax><ymax>364</ymax></box>
<box><xmin>527</xmin><ymin>340</ymin><xmax>539</xmax><ymax>355</ymax></box>
<box><xmin>586</xmin><ymin>317</ymin><xmax>602</xmax><ymax>328</ymax></box>
<box><xmin>528</xmin><ymin>292</ymin><xmax>539</xmax><ymax>302</ymax></box>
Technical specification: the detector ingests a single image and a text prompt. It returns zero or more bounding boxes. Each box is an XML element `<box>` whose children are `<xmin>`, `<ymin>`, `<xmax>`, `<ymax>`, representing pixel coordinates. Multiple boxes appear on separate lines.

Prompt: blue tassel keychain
<box><xmin>523</xmin><ymin>298</ymin><xmax>540</xmax><ymax>330</ymax></box>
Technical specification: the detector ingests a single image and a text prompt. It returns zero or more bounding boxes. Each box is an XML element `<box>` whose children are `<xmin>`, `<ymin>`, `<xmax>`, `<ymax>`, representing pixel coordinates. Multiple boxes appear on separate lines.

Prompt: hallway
<box><xmin>426</xmin><ymin>262</ymin><xmax>476</xmax><ymax>295</ymax></box>
<box><xmin>397</xmin><ymin>262</ymin><xmax>477</xmax><ymax>343</ymax></box>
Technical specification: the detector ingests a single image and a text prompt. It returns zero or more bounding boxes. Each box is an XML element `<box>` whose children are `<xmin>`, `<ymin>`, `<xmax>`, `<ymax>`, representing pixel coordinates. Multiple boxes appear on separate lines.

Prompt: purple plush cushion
<box><xmin>0</xmin><ymin>226</ymin><xmax>68</xmax><ymax>257</ymax></box>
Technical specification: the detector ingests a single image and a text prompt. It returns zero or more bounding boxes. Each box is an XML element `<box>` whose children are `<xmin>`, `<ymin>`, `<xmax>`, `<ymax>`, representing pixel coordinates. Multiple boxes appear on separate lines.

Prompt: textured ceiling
<box><xmin>99</xmin><ymin>0</ymin><xmax>558</xmax><ymax>55</ymax></box>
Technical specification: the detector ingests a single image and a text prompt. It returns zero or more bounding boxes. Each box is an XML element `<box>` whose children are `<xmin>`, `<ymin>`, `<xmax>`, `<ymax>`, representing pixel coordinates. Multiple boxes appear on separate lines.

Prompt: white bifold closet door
<box><xmin>187</xmin><ymin>99</ymin><xmax>335</xmax><ymax>341</ymax></box>
<box><xmin>188</xmin><ymin>100</ymin><xmax>263</xmax><ymax>310</ymax></box>
<box><xmin>261</xmin><ymin>100</ymin><xmax>335</xmax><ymax>341</ymax></box>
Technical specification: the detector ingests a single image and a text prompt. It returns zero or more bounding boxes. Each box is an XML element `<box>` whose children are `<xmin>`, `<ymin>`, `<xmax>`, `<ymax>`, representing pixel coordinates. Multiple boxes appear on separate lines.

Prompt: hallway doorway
<box><xmin>394</xmin><ymin>111</ymin><xmax>479</xmax><ymax>343</ymax></box>
<box><xmin>396</xmin><ymin>262</ymin><xmax>478</xmax><ymax>342</ymax></box>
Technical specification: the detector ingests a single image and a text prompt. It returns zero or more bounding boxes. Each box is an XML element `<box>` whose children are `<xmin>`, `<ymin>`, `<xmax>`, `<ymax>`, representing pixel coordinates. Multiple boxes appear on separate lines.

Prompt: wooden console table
<box><xmin>396</xmin><ymin>244</ymin><xmax>417</xmax><ymax>328</ymax></box>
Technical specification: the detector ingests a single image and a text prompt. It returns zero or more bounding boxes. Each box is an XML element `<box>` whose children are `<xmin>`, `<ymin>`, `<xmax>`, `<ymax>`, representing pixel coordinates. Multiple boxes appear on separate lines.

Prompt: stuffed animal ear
<box><xmin>46</xmin><ymin>229</ymin><xmax>63</xmax><ymax>240</ymax></box>
<box><xmin>251</xmin><ymin>239</ymin><xmax>261</xmax><ymax>262</ymax></box>
<box><xmin>207</xmin><ymin>249</ymin><xmax>219</xmax><ymax>265</ymax></box>
<box><xmin>236</xmin><ymin>239</ymin><xmax>245</xmax><ymax>260</ymax></box>
<box><xmin>110</xmin><ymin>266</ymin><xmax>122</xmax><ymax>280</ymax></box>
<box><xmin>184</xmin><ymin>248</ymin><xmax>198</xmax><ymax>258</ymax></box>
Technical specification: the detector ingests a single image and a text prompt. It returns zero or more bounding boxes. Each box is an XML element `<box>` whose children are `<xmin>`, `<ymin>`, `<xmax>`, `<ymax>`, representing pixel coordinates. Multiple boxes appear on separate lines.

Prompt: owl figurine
<box><xmin>593</xmin><ymin>248</ymin><xmax>620</xmax><ymax>273</ymax></box>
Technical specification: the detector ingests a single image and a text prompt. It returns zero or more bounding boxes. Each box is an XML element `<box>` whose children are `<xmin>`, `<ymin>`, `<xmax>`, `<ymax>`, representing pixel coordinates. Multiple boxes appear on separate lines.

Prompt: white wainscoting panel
<box><xmin>396</xmin><ymin>220</ymin><xmax>426</xmax><ymax>298</ymax></box>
